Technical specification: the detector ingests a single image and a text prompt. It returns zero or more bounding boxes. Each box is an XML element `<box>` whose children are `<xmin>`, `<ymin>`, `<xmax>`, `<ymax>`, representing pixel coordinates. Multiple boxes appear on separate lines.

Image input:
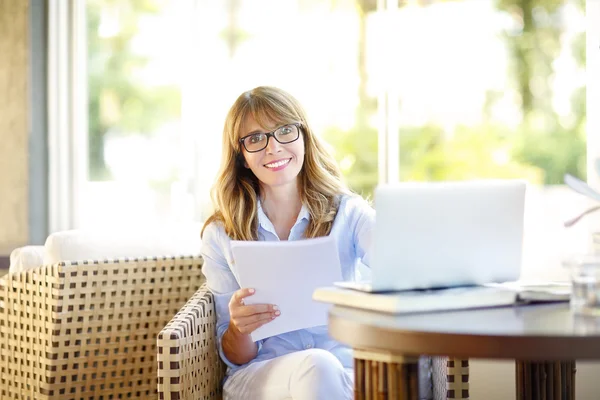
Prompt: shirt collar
<box><xmin>295</xmin><ymin>203</ymin><xmax>310</xmax><ymax>224</ymax></box>
<box><xmin>257</xmin><ymin>200</ymin><xmax>310</xmax><ymax>232</ymax></box>
<box><xmin>256</xmin><ymin>200</ymin><xmax>273</xmax><ymax>232</ymax></box>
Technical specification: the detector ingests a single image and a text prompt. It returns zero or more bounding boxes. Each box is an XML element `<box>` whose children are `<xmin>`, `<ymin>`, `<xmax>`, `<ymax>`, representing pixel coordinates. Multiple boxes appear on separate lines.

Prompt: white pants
<box><xmin>223</xmin><ymin>349</ymin><xmax>354</xmax><ymax>400</ymax></box>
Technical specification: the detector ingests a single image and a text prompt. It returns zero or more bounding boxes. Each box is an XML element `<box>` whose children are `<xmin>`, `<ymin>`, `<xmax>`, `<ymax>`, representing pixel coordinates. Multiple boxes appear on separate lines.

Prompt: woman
<box><xmin>201</xmin><ymin>86</ymin><xmax>374</xmax><ymax>399</ymax></box>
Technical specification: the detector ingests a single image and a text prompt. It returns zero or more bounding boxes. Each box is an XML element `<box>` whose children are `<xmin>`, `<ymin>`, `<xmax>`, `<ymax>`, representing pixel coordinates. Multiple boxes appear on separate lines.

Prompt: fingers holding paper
<box><xmin>228</xmin><ymin>288</ymin><xmax>280</xmax><ymax>335</ymax></box>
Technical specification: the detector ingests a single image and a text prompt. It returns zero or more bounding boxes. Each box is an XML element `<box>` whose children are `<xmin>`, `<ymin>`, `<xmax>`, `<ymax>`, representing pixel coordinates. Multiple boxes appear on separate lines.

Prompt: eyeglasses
<box><xmin>239</xmin><ymin>123</ymin><xmax>301</xmax><ymax>153</ymax></box>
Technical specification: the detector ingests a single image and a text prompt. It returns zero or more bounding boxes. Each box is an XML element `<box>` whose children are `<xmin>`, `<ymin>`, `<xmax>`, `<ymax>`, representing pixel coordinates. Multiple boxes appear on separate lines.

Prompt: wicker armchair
<box><xmin>157</xmin><ymin>282</ymin><xmax>226</xmax><ymax>400</ymax></box>
<box><xmin>157</xmin><ymin>281</ymin><xmax>470</xmax><ymax>400</ymax></box>
<box><xmin>0</xmin><ymin>255</ymin><xmax>203</xmax><ymax>400</ymax></box>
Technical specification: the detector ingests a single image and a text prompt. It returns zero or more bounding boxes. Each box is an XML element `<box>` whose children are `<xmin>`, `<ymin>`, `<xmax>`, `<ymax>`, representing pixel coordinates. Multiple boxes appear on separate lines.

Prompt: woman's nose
<box><xmin>265</xmin><ymin>135</ymin><xmax>282</xmax><ymax>154</ymax></box>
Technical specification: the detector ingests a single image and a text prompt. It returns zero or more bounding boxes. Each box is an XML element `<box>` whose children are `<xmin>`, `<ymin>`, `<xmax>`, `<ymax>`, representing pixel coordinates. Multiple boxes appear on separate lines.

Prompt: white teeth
<box><xmin>265</xmin><ymin>159</ymin><xmax>290</xmax><ymax>168</ymax></box>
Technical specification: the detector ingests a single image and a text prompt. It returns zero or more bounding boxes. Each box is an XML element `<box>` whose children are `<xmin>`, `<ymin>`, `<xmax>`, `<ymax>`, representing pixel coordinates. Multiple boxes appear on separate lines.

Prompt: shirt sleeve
<box><xmin>348</xmin><ymin>196</ymin><xmax>376</xmax><ymax>279</ymax></box>
<box><xmin>201</xmin><ymin>222</ymin><xmax>262</xmax><ymax>369</ymax></box>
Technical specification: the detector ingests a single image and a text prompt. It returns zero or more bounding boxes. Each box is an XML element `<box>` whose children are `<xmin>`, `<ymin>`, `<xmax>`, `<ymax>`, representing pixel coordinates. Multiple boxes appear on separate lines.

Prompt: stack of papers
<box><xmin>484</xmin><ymin>281</ymin><xmax>571</xmax><ymax>302</ymax></box>
<box><xmin>231</xmin><ymin>236</ymin><xmax>342</xmax><ymax>341</ymax></box>
<box><xmin>313</xmin><ymin>286</ymin><xmax>517</xmax><ymax>314</ymax></box>
<box><xmin>313</xmin><ymin>281</ymin><xmax>570</xmax><ymax>314</ymax></box>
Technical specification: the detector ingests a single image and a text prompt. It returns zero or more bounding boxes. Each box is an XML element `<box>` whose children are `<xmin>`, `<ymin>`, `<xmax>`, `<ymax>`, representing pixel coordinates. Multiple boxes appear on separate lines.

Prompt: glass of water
<box><xmin>564</xmin><ymin>253</ymin><xmax>600</xmax><ymax>316</ymax></box>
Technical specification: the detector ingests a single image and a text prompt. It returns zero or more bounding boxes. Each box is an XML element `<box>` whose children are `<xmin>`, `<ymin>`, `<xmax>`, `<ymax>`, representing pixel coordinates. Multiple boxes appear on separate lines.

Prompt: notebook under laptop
<box><xmin>338</xmin><ymin>180</ymin><xmax>526</xmax><ymax>293</ymax></box>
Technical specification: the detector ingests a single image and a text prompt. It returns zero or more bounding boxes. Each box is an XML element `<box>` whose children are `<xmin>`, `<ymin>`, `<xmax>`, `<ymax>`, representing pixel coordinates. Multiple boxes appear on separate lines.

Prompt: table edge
<box><xmin>329</xmin><ymin>310</ymin><xmax>600</xmax><ymax>360</ymax></box>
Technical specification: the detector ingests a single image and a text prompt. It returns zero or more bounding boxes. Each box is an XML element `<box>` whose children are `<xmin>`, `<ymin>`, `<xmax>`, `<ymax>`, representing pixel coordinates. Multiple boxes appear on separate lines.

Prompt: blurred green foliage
<box><xmin>87</xmin><ymin>0</ymin><xmax>586</xmax><ymax>195</ymax></box>
<box><xmin>87</xmin><ymin>0</ymin><xmax>181</xmax><ymax>180</ymax></box>
<box><xmin>324</xmin><ymin>0</ymin><xmax>586</xmax><ymax>198</ymax></box>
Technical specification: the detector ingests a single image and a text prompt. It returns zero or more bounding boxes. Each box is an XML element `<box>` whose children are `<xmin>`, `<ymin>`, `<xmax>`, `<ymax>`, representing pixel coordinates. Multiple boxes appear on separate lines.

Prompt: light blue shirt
<box><xmin>201</xmin><ymin>194</ymin><xmax>375</xmax><ymax>377</ymax></box>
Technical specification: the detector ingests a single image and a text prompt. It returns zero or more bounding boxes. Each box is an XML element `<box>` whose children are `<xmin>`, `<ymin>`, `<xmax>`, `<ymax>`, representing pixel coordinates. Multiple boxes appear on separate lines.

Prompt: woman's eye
<box><xmin>250</xmin><ymin>134</ymin><xmax>264</xmax><ymax>144</ymax></box>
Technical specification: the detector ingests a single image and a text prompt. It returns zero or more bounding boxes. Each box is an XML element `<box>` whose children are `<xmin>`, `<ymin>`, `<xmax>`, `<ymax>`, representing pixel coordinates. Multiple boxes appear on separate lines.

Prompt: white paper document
<box><xmin>231</xmin><ymin>235</ymin><xmax>343</xmax><ymax>342</ymax></box>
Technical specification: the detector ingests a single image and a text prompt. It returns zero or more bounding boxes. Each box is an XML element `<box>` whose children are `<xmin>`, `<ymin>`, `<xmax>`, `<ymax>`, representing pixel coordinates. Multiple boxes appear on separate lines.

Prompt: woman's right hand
<box><xmin>228</xmin><ymin>288</ymin><xmax>280</xmax><ymax>335</ymax></box>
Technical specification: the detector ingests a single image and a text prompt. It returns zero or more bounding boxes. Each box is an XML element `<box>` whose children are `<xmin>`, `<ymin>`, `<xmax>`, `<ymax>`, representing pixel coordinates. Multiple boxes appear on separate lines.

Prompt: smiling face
<box><xmin>240</xmin><ymin>114</ymin><xmax>305</xmax><ymax>191</ymax></box>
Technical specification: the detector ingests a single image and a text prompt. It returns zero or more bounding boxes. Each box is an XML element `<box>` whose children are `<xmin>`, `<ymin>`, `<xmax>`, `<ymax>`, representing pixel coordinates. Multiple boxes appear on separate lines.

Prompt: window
<box><xmin>80</xmin><ymin>0</ymin><xmax>377</xmax><ymax>230</ymax></box>
<box><xmin>371</xmin><ymin>0</ymin><xmax>589</xmax><ymax>277</ymax></box>
<box><xmin>49</xmin><ymin>0</ymin><xmax>594</xmax><ymax>279</ymax></box>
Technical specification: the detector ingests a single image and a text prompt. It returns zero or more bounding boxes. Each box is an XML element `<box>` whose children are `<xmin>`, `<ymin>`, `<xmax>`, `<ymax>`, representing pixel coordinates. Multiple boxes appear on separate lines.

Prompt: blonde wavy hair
<box><xmin>202</xmin><ymin>86</ymin><xmax>350</xmax><ymax>241</ymax></box>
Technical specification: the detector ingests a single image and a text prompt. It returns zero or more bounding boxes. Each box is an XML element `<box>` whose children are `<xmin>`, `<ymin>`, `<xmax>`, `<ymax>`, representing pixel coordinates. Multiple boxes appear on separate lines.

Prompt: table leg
<box><xmin>353</xmin><ymin>349</ymin><xmax>419</xmax><ymax>400</ymax></box>
<box><xmin>515</xmin><ymin>361</ymin><xmax>576</xmax><ymax>400</ymax></box>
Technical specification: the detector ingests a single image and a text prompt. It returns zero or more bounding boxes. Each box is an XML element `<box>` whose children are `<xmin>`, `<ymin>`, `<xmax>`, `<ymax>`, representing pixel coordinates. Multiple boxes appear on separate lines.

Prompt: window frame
<box><xmin>587</xmin><ymin>0</ymin><xmax>600</xmax><ymax>191</ymax></box>
<box><xmin>47</xmin><ymin>0</ymin><xmax>88</xmax><ymax>232</ymax></box>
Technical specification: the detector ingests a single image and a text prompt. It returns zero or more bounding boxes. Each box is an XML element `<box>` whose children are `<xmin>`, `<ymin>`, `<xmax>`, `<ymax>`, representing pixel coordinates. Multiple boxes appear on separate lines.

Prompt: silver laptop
<box><xmin>339</xmin><ymin>180</ymin><xmax>526</xmax><ymax>292</ymax></box>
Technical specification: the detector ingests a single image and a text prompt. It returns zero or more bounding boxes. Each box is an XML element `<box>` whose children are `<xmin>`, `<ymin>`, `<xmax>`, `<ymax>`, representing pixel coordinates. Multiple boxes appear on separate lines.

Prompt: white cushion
<box><xmin>9</xmin><ymin>245</ymin><xmax>45</xmax><ymax>274</ymax></box>
<box><xmin>43</xmin><ymin>227</ymin><xmax>201</xmax><ymax>265</ymax></box>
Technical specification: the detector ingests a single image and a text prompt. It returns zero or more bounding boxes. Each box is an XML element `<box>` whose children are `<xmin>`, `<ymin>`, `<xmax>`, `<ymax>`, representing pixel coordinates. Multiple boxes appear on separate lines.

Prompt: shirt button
<box><xmin>305</xmin><ymin>344</ymin><xmax>313</xmax><ymax>349</ymax></box>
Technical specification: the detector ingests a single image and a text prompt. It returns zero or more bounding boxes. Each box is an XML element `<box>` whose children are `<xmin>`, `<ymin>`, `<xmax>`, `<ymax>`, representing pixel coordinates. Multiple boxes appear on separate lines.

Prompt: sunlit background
<box><xmin>58</xmin><ymin>0</ymin><xmax>591</xmax><ymax>279</ymax></box>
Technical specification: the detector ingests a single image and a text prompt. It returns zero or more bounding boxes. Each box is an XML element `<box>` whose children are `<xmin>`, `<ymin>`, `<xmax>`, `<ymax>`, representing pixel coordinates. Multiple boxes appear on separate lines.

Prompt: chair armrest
<box><xmin>446</xmin><ymin>357</ymin><xmax>469</xmax><ymax>399</ymax></box>
<box><xmin>432</xmin><ymin>357</ymin><xmax>470</xmax><ymax>400</ymax></box>
<box><xmin>157</xmin><ymin>282</ymin><xmax>226</xmax><ymax>400</ymax></box>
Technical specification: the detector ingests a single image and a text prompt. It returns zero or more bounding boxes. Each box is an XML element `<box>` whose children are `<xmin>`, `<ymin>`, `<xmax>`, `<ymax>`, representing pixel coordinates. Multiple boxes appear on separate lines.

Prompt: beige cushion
<box><xmin>43</xmin><ymin>227</ymin><xmax>201</xmax><ymax>265</ymax></box>
<box><xmin>9</xmin><ymin>245</ymin><xmax>45</xmax><ymax>274</ymax></box>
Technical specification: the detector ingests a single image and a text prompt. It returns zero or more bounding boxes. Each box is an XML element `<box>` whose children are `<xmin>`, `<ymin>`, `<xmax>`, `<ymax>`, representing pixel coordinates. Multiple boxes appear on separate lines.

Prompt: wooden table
<box><xmin>329</xmin><ymin>303</ymin><xmax>600</xmax><ymax>400</ymax></box>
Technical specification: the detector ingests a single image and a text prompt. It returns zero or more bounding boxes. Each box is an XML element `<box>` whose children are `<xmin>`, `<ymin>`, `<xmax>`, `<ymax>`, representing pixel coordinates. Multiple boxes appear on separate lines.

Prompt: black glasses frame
<box><xmin>238</xmin><ymin>123</ymin><xmax>302</xmax><ymax>153</ymax></box>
